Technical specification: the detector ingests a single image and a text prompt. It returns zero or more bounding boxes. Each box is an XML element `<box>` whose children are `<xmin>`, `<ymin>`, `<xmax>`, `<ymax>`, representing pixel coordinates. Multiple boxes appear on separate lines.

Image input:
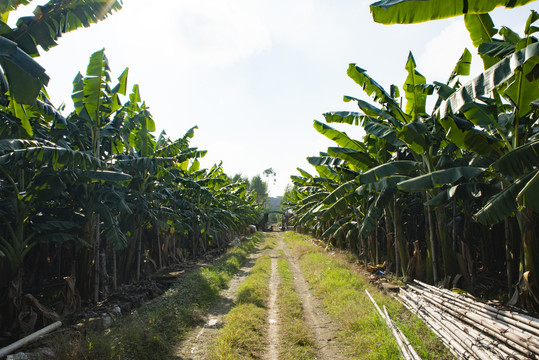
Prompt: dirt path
<box><xmin>265</xmin><ymin>242</ymin><xmax>281</xmax><ymax>360</ymax></box>
<box><xmin>280</xmin><ymin>234</ymin><xmax>346</xmax><ymax>360</ymax></box>
<box><xmin>174</xmin><ymin>233</ymin><xmax>344</xmax><ymax>359</ymax></box>
<box><xmin>173</xmin><ymin>243</ymin><xmax>267</xmax><ymax>360</ymax></box>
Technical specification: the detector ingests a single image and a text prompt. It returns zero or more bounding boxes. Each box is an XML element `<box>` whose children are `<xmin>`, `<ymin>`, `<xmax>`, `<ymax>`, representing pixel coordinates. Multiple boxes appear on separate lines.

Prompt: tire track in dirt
<box><xmin>278</xmin><ymin>234</ymin><xmax>346</xmax><ymax>360</ymax></box>
<box><xmin>265</xmin><ymin>243</ymin><xmax>281</xmax><ymax>360</ymax></box>
<box><xmin>173</xmin><ymin>242</ymin><xmax>268</xmax><ymax>360</ymax></box>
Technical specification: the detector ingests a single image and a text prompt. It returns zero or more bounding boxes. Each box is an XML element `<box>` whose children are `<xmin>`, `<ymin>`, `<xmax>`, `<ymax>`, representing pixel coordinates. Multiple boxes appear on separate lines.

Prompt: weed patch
<box><xmin>209</xmin><ymin>254</ymin><xmax>272</xmax><ymax>359</ymax></box>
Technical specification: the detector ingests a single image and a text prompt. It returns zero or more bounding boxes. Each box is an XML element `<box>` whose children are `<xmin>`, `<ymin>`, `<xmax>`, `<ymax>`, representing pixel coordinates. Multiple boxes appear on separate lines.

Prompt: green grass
<box><xmin>276</xmin><ymin>250</ymin><xmax>317</xmax><ymax>360</ymax></box>
<box><xmin>209</xmin><ymin>254</ymin><xmax>272</xmax><ymax>359</ymax></box>
<box><xmin>48</xmin><ymin>234</ymin><xmax>263</xmax><ymax>360</ymax></box>
<box><xmin>284</xmin><ymin>232</ymin><xmax>453</xmax><ymax>360</ymax></box>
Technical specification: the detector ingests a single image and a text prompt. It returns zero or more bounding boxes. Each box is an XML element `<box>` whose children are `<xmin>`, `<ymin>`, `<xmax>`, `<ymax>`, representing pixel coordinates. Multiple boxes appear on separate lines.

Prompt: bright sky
<box><xmin>13</xmin><ymin>0</ymin><xmax>538</xmax><ymax>196</ymax></box>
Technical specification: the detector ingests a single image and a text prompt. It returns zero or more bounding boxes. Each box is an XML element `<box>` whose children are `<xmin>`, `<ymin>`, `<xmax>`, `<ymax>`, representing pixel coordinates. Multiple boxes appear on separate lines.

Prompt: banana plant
<box><xmin>0</xmin><ymin>0</ymin><xmax>122</xmax><ymax>106</ymax></box>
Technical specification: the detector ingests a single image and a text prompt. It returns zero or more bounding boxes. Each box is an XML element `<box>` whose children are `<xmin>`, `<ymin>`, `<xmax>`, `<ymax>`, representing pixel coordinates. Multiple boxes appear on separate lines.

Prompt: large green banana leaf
<box><xmin>297</xmin><ymin>168</ymin><xmax>313</xmax><ymax>178</ymax></box>
<box><xmin>321</xmin><ymin>193</ymin><xmax>360</xmax><ymax>221</ymax></box>
<box><xmin>327</xmin><ymin>147</ymin><xmax>378</xmax><ymax>171</ymax></box>
<box><xmin>291</xmin><ymin>176</ymin><xmax>308</xmax><ymax>186</ymax></box>
<box><xmin>493</xmin><ymin>140</ymin><xmax>539</xmax><ymax>176</ymax></box>
<box><xmin>0</xmin><ymin>37</ymin><xmax>49</xmax><ymax>104</ymax></box>
<box><xmin>322</xmin><ymin>180</ymin><xmax>359</xmax><ymax>205</ymax></box>
<box><xmin>396</xmin><ymin>120</ymin><xmax>428</xmax><ymax>154</ymax></box>
<box><xmin>347</xmin><ymin>64</ymin><xmax>408</xmax><ymax>123</ymax></box>
<box><xmin>440</xmin><ymin>115</ymin><xmax>503</xmax><ymax>156</ymax></box>
<box><xmin>4</xmin><ymin>0</ymin><xmax>122</xmax><ymax>56</ymax></box>
<box><xmin>323</xmin><ymin>111</ymin><xmax>362</xmax><ymax>125</ymax></box>
<box><xmin>0</xmin><ymin>146</ymin><xmax>101</xmax><ymax>169</ymax></box>
<box><xmin>475</xmin><ymin>170</ymin><xmax>535</xmax><ymax>224</ymax></box>
<box><xmin>398</xmin><ymin>166</ymin><xmax>485</xmax><ymax>191</ymax></box>
<box><xmin>322</xmin><ymin>216</ymin><xmax>353</xmax><ymax>239</ymax></box>
<box><xmin>343</xmin><ymin>95</ymin><xmax>402</xmax><ymax>127</ymax></box>
<box><xmin>359</xmin><ymin>160</ymin><xmax>418</xmax><ymax>184</ymax></box>
<box><xmin>424</xmin><ymin>183</ymin><xmax>481</xmax><ymax>206</ymax></box>
<box><xmin>464</xmin><ymin>13</ymin><xmax>498</xmax><ymax>68</ymax></box>
<box><xmin>364</xmin><ymin>121</ymin><xmax>406</xmax><ymax>147</ymax></box>
<box><xmin>300</xmin><ymin>191</ymin><xmax>329</xmax><ymax>205</ymax></box>
<box><xmin>517</xmin><ymin>170</ymin><xmax>539</xmax><ymax>211</ymax></box>
<box><xmin>314</xmin><ymin>165</ymin><xmax>341</xmax><ymax>183</ymax></box>
<box><xmin>0</xmin><ymin>0</ymin><xmax>30</xmax><ymax>18</ymax></box>
<box><xmin>403</xmin><ymin>52</ymin><xmax>428</xmax><ymax>119</ymax></box>
<box><xmin>440</xmin><ymin>42</ymin><xmax>539</xmax><ymax>117</ymax></box>
<box><xmin>369</xmin><ymin>0</ymin><xmax>535</xmax><ymax>24</ymax></box>
<box><xmin>359</xmin><ymin>187</ymin><xmax>396</xmax><ymax>238</ymax></box>
<box><xmin>313</xmin><ymin>120</ymin><xmax>367</xmax><ymax>151</ymax></box>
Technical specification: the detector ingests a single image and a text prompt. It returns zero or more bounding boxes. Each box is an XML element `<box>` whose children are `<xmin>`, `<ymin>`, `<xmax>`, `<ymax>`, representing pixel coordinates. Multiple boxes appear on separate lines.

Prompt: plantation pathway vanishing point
<box><xmin>173</xmin><ymin>232</ymin><xmax>345</xmax><ymax>360</ymax></box>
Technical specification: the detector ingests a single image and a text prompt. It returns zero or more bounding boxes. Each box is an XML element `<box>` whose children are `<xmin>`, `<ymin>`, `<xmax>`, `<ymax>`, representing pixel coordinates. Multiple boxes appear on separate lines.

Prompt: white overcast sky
<box><xmin>12</xmin><ymin>0</ymin><xmax>538</xmax><ymax>195</ymax></box>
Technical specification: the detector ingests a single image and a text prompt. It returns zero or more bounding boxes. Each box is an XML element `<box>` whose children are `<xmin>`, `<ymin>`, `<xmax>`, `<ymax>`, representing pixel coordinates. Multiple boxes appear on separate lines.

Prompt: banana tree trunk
<box><xmin>375</xmin><ymin>222</ymin><xmax>380</xmax><ymax>265</ymax></box>
<box><xmin>394</xmin><ymin>197</ymin><xmax>407</xmax><ymax>277</ymax></box>
<box><xmin>93</xmin><ymin>214</ymin><xmax>100</xmax><ymax>303</ymax></box>
<box><xmin>384</xmin><ymin>209</ymin><xmax>395</xmax><ymax>267</ymax></box>
<box><xmin>426</xmin><ymin>204</ymin><xmax>438</xmax><ymax>284</ymax></box>
<box><xmin>505</xmin><ymin>216</ymin><xmax>513</xmax><ymax>295</ymax></box>
<box><xmin>436</xmin><ymin>206</ymin><xmax>457</xmax><ymax>279</ymax></box>
<box><xmin>521</xmin><ymin>208</ymin><xmax>537</xmax><ymax>276</ymax></box>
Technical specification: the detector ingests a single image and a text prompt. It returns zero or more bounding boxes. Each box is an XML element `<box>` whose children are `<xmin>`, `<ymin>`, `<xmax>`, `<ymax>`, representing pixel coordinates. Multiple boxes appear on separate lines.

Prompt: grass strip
<box><xmin>276</xmin><ymin>250</ymin><xmax>317</xmax><ymax>360</ymax></box>
<box><xmin>284</xmin><ymin>232</ymin><xmax>453</xmax><ymax>360</ymax></box>
<box><xmin>209</xmin><ymin>253</ymin><xmax>272</xmax><ymax>359</ymax></box>
<box><xmin>50</xmin><ymin>234</ymin><xmax>263</xmax><ymax>360</ymax></box>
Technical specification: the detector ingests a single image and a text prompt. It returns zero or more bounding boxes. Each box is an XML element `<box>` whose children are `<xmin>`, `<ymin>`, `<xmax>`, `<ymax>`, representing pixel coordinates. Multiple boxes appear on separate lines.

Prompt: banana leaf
<box><xmin>398</xmin><ymin>166</ymin><xmax>485</xmax><ymax>192</ymax></box>
<box><xmin>475</xmin><ymin>170</ymin><xmax>536</xmax><ymax>224</ymax></box>
<box><xmin>369</xmin><ymin>0</ymin><xmax>535</xmax><ymax>24</ymax></box>
<box><xmin>323</xmin><ymin>111</ymin><xmax>362</xmax><ymax>125</ymax></box>
<box><xmin>322</xmin><ymin>180</ymin><xmax>360</xmax><ymax>205</ymax></box>
<box><xmin>313</xmin><ymin>120</ymin><xmax>366</xmax><ymax>151</ymax></box>
<box><xmin>493</xmin><ymin>140</ymin><xmax>539</xmax><ymax>177</ymax></box>
<box><xmin>359</xmin><ymin>187</ymin><xmax>395</xmax><ymax>237</ymax></box>
<box><xmin>440</xmin><ymin>42</ymin><xmax>539</xmax><ymax>117</ymax></box>
<box><xmin>327</xmin><ymin>147</ymin><xmax>378</xmax><ymax>171</ymax></box>
<box><xmin>364</xmin><ymin>121</ymin><xmax>406</xmax><ymax>147</ymax></box>
<box><xmin>359</xmin><ymin>160</ymin><xmax>418</xmax><ymax>184</ymax></box>
<box><xmin>464</xmin><ymin>13</ymin><xmax>498</xmax><ymax>68</ymax></box>
<box><xmin>403</xmin><ymin>52</ymin><xmax>428</xmax><ymax>119</ymax></box>
<box><xmin>343</xmin><ymin>95</ymin><xmax>402</xmax><ymax>127</ymax></box>
<box><xmin>440</xmin><ymin>115</ymin><xmax>503</xmax><ymax>156</ymax></box>
<box><xmin>347</xmin><ymin>64</ymin><xmax>408</xmax><ymax>123</ymax></box>
<box><xmin>0</xmin><ymin>37</ymin><xmax>49</xmax><ymax>104</ymax></box>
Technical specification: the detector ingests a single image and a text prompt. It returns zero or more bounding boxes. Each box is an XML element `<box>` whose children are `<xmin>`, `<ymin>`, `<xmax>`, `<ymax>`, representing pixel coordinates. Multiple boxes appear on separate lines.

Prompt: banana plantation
<box><xmin>2</xmin><ymin>0</ymin><xmax>539</xmax><ymax>358</ymax></box>
<box><xmin>285</xmin><ymin>2</ymin><xmax>539</xmax><ymax>312</ymax></box>
<box><xmin>0</xmin><ymin>0</ymin><xmax>262</xmax><ymax>339</ymax></box>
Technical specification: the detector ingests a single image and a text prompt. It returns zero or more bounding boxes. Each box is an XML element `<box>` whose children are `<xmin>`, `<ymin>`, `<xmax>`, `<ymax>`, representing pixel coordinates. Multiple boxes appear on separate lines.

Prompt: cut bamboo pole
<box><xmin>399</xmin><ymin>293</ymin><xmax>478</xmax><ymax>359</ymax></box>
<box><xmin>383</xmin><ymin>305</ymin><xmax>422</xmax><ymax>360</ymax></box>
<box><xmin>414</xmin><ymin>280</ymin><xmax>539</xmax><ymax>334</ymax></box>
<box><xmin>365</xmin><ymin>289</ymin><xmax>420</xmax><ymax>360</ymax></box>
<box><xmin>400</xmin><ymin>291</ymin><xmax>497</xmax><ymax>360</ymax></box>
<box><xmin>407</xmin><ymin>286</ymin><xmax>539</xmax><ymax>356</ymax></box>
<box><xmin>400</xmin><ymin>281</ymin><xmax>539</xmax><ymax>360</ymax></box>
<box><xmin>0</xmin><ymin>321</ymin><xmax>62</xmax><ymax>358</ymax></box>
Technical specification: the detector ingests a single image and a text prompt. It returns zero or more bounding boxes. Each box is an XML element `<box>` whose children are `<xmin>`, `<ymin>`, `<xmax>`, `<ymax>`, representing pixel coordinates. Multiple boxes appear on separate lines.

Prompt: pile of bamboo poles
<box><xmin>365</xmin><ymin>289</ymin><xmax>421</xmax><ymax>360</ymax></box>
<box><xmin>398</xmin><ymin>280</ymin><xmax>539</xmax><ymax>360</ymax></box>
